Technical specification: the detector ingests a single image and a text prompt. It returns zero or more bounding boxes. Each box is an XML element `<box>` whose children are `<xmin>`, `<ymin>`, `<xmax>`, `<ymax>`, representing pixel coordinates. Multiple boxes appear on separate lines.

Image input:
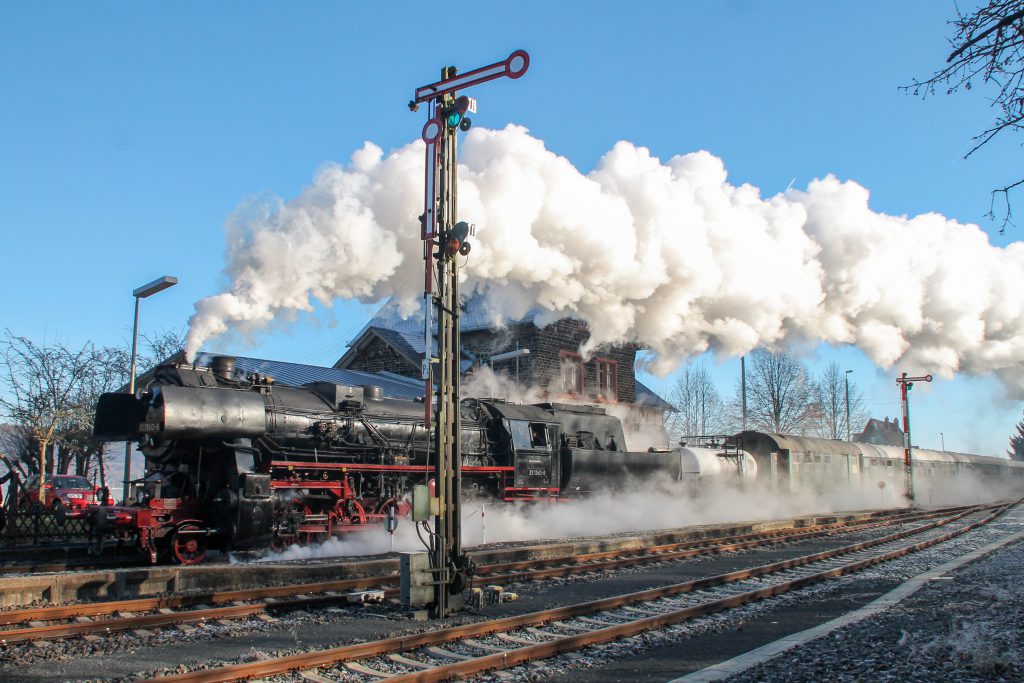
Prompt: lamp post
<box><xmin>940</xmin><ymin>432</ymin><xmax>945</xmax><ymax>451</ymax></box>
<box><xmin>844</xmin><ymin>369</ymin><xmax>853</xmax><ymax>441</ymax></box>
<box><xmin>122</xmin><ymin>276</ymin><xmax>178</xmax><ymax>501</ymax></box>
<box><xmin>741</xmin><ymin>356</ymin><xmax>747</xmax><ymax>431</ymax></box>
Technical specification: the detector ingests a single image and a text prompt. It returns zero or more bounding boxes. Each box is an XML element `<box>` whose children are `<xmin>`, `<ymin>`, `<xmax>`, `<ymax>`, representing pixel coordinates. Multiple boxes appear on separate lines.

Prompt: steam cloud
<box><xmin>186</xmin><ymin>125</ymin><xmax>1024</xmax><ymax>394</ymax></box>
<box><xmin>249</xmin><ymin>471</ymin><xmax>1009</xmax><ymax>563</ymax></box>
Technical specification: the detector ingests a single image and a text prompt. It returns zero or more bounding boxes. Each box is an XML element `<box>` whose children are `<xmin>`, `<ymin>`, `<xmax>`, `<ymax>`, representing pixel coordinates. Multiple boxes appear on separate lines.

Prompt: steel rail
<box><xmin>0</xmin><ymin>603</ymin><xmax>269</xmax><ymax>646</ymax></box>
<box><xmin>0</xmin><ymin>503</ymin><xmax>953</xmax><ymax>577</ymax></box>
<box><xmin>0</xmin><ymin>504</ymin><xmax>986</xmax><ymax>643</ymax></box>
<box><xmin>383</xmin><ymin>502</ymin><xmax>1018</xmax><ymax>683</ymax></box>
<box><xmin>0</xmin><ymin>575</ymin><xmax>388</xmax><ymax>626</ymax></box>
<box><xmin>0</xmin><ymin>505</ymin><xmax>949</xmax><ymax>630</ymax></box>
<box><xmin>471</xmin><ymin>504</ymin><xmax>994</xmax><ymax>582</ymax></box>
<box><xmin>141</xmin><ymin>502</ymin><xmax>1010</xmax><ymax>682</ymax></box>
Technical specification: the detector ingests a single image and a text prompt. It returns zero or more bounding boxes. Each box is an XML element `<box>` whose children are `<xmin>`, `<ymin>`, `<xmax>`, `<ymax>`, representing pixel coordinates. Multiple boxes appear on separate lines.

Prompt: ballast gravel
<box><xmin>3</xmin><ymin>508</ymin><xmax>1018</xmax><ymax>682</ymax></box>
<box><xmin>724</xmin><ymin>512</ymin><xmax>1024</xmax><ymax>683</ymax></box>
<box><xmin>484</xmin><ymin>508</ymin><xmax>1024</xmax><ymax>683</ymax></box>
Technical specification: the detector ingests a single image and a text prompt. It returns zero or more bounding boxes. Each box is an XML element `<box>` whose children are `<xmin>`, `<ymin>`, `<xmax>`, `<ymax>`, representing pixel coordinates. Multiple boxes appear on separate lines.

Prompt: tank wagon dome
<box><xmin>677</xmin><ymin>446</ymin><xmax>758</xmax><ymax>479</ymax></box>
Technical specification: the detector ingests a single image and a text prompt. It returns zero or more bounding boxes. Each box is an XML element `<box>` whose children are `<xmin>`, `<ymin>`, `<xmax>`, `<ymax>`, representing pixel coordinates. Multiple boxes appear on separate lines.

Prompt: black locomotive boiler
<box><xmin>92</xmin><ymin>356</ymin><xmax>695</xmax><ymax>564</ymax></box>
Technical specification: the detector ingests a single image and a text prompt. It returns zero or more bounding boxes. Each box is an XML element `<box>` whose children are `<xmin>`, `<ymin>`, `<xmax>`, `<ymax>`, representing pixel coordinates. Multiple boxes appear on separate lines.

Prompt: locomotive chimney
<box><xmin>210</xmin><ymin>355</ymin><xmax>237</xmax><ymax>381</ymax></box>
<box><xmin>362</xmin><ymin>385</ymin><xmax>383</xmax><ymax>401</ymax></box>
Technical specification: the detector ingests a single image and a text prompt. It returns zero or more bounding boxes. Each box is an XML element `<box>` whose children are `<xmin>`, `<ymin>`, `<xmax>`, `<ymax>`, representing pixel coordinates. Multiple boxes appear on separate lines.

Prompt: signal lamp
<box><xmin>445</xmin><ymin>221</ymin><xmax>475</xmax><ymax>256</ymax></box>
<box><xmin>444</xmin><ymin>95</ymin><xmax>477</xmax><ymax>130</ymax></box>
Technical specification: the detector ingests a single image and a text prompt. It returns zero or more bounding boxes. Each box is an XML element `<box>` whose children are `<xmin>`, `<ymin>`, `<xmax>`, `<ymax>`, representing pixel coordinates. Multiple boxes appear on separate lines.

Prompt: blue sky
<box><xmin>1</xmin><ymin>2</ymin><xmax>1020</xmax><ymax>456</ymax></box>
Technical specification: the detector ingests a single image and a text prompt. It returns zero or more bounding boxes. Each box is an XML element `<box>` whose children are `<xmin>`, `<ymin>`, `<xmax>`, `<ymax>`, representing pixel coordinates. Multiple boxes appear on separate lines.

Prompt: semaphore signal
<box><xmin>896</xmin><ymin>372</ymin><xmax>932</xmax><ymax>503</ymax></box>
<box><xmin>410</xmin><ymin>51</ymin><xmax>530</xmax><ymax>619</ymax></box>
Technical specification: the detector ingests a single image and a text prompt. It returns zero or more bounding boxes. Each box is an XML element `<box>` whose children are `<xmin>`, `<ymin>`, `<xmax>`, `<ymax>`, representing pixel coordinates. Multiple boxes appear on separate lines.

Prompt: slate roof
<box><xmin>853</xmin><ymin>417</ymin><xmax>905</xmax><ymax>447</ymax></box>
<box><xmin>634</xmin><ymin>379</ymin><xmax>674</xmax><ymax>412</ymax></box>
<box><xmin>342</xmin><ymin>295</ymin><xmax>541</xmax><ymax>354</ymax></box>
<box><xmin>336</xmin><ymin>293</ymin><xmax>536</xmax><ymax>371</ymax></box>
<box><xmin>192</xmin><ymin>352</ymin><xmax>424</xmax><ymax>400</ymax></box>
<box><xmin>336</xmin><ymin>294</ymin><xmax>673</xmax><ymax>412</ymax></box>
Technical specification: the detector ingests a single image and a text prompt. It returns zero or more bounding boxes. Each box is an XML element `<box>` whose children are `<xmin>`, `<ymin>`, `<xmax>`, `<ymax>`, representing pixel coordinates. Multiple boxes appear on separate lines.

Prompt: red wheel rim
<box><xmin>172</xmin><ymin>525</ymin><xmax>206</xmax><ymax>565</ymax></box>
<box><xmin>333</xmin><ymin>499</ymin><xmax>366</xmax><ymax>525</ymax></box>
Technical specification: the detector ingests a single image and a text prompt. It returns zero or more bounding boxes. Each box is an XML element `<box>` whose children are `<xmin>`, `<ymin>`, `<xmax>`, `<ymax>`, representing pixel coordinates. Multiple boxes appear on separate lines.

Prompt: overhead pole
<box><xmin>740</xmin><ymin>356</ymin><xmax>747</xmax><ymax>431</ymax></box>
<box><xmin>410</xmin><ymin>50</ymin><xmax>529</xmax><ymax>619</ymax></box>
<box><xmin>896</xmin><ymin>372</ymin><xmax>932</xmax><ymax>505</ymax></box>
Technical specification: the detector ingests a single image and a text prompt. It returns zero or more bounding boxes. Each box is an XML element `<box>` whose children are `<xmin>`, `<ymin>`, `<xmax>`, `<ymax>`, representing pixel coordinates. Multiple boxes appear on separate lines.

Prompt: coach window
<box><xmin>596</xmin><ymin>358</ymin><xmax>617</xmax><ymax>402</ymax></box>
<box><xmin>560</xmin><ymin>351</ymin><xmax>583</xmax><ymax>395</ymax></box>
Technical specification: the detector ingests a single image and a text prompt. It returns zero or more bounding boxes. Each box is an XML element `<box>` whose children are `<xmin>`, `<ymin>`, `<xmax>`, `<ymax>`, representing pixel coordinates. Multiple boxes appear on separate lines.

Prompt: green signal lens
<box><xmin>446</xmin><ymin>112</ymin><xmax>462</xmax><ymax>128</ymax></box>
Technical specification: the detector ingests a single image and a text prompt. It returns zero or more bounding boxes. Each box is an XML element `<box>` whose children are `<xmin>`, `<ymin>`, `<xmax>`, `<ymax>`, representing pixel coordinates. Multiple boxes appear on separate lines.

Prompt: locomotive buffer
<box><xmin>410</xmin><ymin>51</ymin><xmax>529</xmax><ymax>618</ymax></box>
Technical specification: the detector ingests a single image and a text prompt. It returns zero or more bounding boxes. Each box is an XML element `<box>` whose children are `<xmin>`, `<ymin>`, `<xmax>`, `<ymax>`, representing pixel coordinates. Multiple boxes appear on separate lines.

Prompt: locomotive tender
<box><xmin>93</xmin><ymin>356</ymin><xmax>734</xmax><ymax>564</ymax></box>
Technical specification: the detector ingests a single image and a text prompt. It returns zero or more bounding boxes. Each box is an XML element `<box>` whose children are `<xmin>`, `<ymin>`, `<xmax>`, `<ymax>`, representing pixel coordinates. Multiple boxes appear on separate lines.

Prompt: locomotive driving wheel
<box><xmin>171</xmin><ymin>524</ymin><xmax>207</xmax><ymax>565</ymax></box>
<box><xmin>334</xmin><ymin>499</ymin><xmax>367</xmax><ymax>526</ymax></box>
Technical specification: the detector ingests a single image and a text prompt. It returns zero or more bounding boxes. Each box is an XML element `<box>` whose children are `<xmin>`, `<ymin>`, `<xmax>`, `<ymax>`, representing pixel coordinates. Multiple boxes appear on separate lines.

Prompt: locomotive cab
<box><xmin>507</xmin><ymin>418</ymin><xmax>561</xmax><ymax>491</ymax></box>
<box><xmin>482</xmin><ymin>402</ymin><xmax>561</xmax><ymax>500</ymax></box>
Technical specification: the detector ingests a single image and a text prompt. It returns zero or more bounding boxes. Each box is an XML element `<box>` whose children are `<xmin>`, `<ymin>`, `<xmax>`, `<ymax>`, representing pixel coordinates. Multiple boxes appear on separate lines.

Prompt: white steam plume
<box><xmin>186</xmin><ymin>125</ymin><xmax>1024</xmax><ymax>394</ymax></box>
<box><xmin>245</xmin><ymin>474</ymin><xmax>1011</xmax><ymax>563</ymax></box>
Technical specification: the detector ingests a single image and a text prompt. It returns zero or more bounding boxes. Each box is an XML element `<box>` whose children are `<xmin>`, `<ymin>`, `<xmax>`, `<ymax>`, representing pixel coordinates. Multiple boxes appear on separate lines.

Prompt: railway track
<box><xmin>138</xmin><ymin>500</ymin><xmax>1016</xmax><ymax>683</ymax></box>
<box><xmin>0</xmin><ymin>504</ymin><xmax>991</xmax><ymax>646</ymax></box>
<box><xmin>0</xmin><ymin>553</ymin><xmax>148</xmax><ymax>576</ymax></box>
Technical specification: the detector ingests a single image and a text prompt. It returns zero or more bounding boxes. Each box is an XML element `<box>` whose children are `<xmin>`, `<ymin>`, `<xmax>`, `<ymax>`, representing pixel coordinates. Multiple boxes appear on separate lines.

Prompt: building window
<box><xmin>596</xmin><ymin>358</ymin><xmax>617</xmax><ymax>402</ymax></box>
<box><xmin>560</xmin><ymin>351</ymin><xmax>582</xmax><ymax>395</ymax></box>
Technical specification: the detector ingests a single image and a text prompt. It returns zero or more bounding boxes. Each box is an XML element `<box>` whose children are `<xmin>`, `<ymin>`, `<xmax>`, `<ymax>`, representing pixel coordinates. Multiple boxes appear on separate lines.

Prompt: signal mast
<box><xmin>410</xmin><ymin>50</ymin><xmax>529</xmax><ymax>618</ymax></box>
<box><xmin>896</xmin><ymin>372</ymin><xmax>932</xmax><ymax>503</ymax></box>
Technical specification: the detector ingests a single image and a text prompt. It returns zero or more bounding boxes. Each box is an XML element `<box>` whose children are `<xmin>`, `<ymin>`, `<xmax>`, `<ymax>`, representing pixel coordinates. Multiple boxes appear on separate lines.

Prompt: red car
<box><xmin>18</xmin><ymin>474</ymin><xmax>113</xmax><ymax>516</ymax></box>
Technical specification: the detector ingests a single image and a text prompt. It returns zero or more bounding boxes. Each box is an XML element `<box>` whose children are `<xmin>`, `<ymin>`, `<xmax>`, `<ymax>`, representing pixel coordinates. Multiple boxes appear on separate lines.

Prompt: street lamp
<box><xmin>487</xmin><ymin>347</ymin><xmax>530</xmax><ymax>384</ymax></box>
<box><xmin>844</xmin><ymin>369</ymin><xmax>853</xmax><ymax>441</ymax></box>
<box><xmin>940</xmin><ymin>432</ymin><xmax>945</xmax><ymax>451</ymax></box>
<box><xmin>122</xmin><ymin>276</ymin><xmax>178</xmax><ymax>501</ymax></box>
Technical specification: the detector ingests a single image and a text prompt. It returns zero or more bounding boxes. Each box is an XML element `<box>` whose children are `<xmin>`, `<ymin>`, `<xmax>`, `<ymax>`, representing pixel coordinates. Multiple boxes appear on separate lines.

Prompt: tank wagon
<box><xmin>733</xmin><ymin>431</ymin><xmax>1024</xmax><ymax>502</ymax></box>
<box><xmin>91</xmin><ymin>357</ymin><xmax>751</xmax><ymax>564</ymax></box>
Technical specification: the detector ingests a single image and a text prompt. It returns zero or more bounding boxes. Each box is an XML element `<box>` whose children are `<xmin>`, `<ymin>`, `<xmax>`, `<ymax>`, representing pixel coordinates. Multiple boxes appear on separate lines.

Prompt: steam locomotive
<box><xmin>93</xmin><ymin>356</ymin><xmax>745</xmax><ymax>564</ymax></box>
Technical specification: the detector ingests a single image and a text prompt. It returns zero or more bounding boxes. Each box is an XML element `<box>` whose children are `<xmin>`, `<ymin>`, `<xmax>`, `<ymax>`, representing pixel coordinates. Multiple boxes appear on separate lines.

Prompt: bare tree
<box><xmin>905</xmin><ymin>2</ymin><xmax>1024</xmax><ymax>232</ymax></box>
<box><xmin>0</xmin><ymin>423</ymin><xmax>37</xmax><ymax>472</ymax></box>
<box><xmin>0</xmin><ymin>328</ymin><xmax>186</xmax><ymax>492</ymax></box>
<box><xmin>0</xmin><ymin>331</ymin><xmax>97</xmax><ymax>482</ymax></box>
<box><xmin>813</xmin><ymin>362</ymin><xmax>869</xmax><ymax>440</ymax></box>
<box><xmin>666</xmin><ymin>361</ymin><xmax>726</xmax><ymax>440</ymax></box>
<box><xmin>57</xmin><ymin>344</ymin><xmax>133</xmax><ymax>485</ymax></box>
<box><xmin>140</xmin><ymin>328</ymin><xmax>187</xmax><ymax>369</ymax></box>
<box><xmin>741</xmin><ymin>349</ymin><xmax>816</xmax><ymax>435</ymax></box>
